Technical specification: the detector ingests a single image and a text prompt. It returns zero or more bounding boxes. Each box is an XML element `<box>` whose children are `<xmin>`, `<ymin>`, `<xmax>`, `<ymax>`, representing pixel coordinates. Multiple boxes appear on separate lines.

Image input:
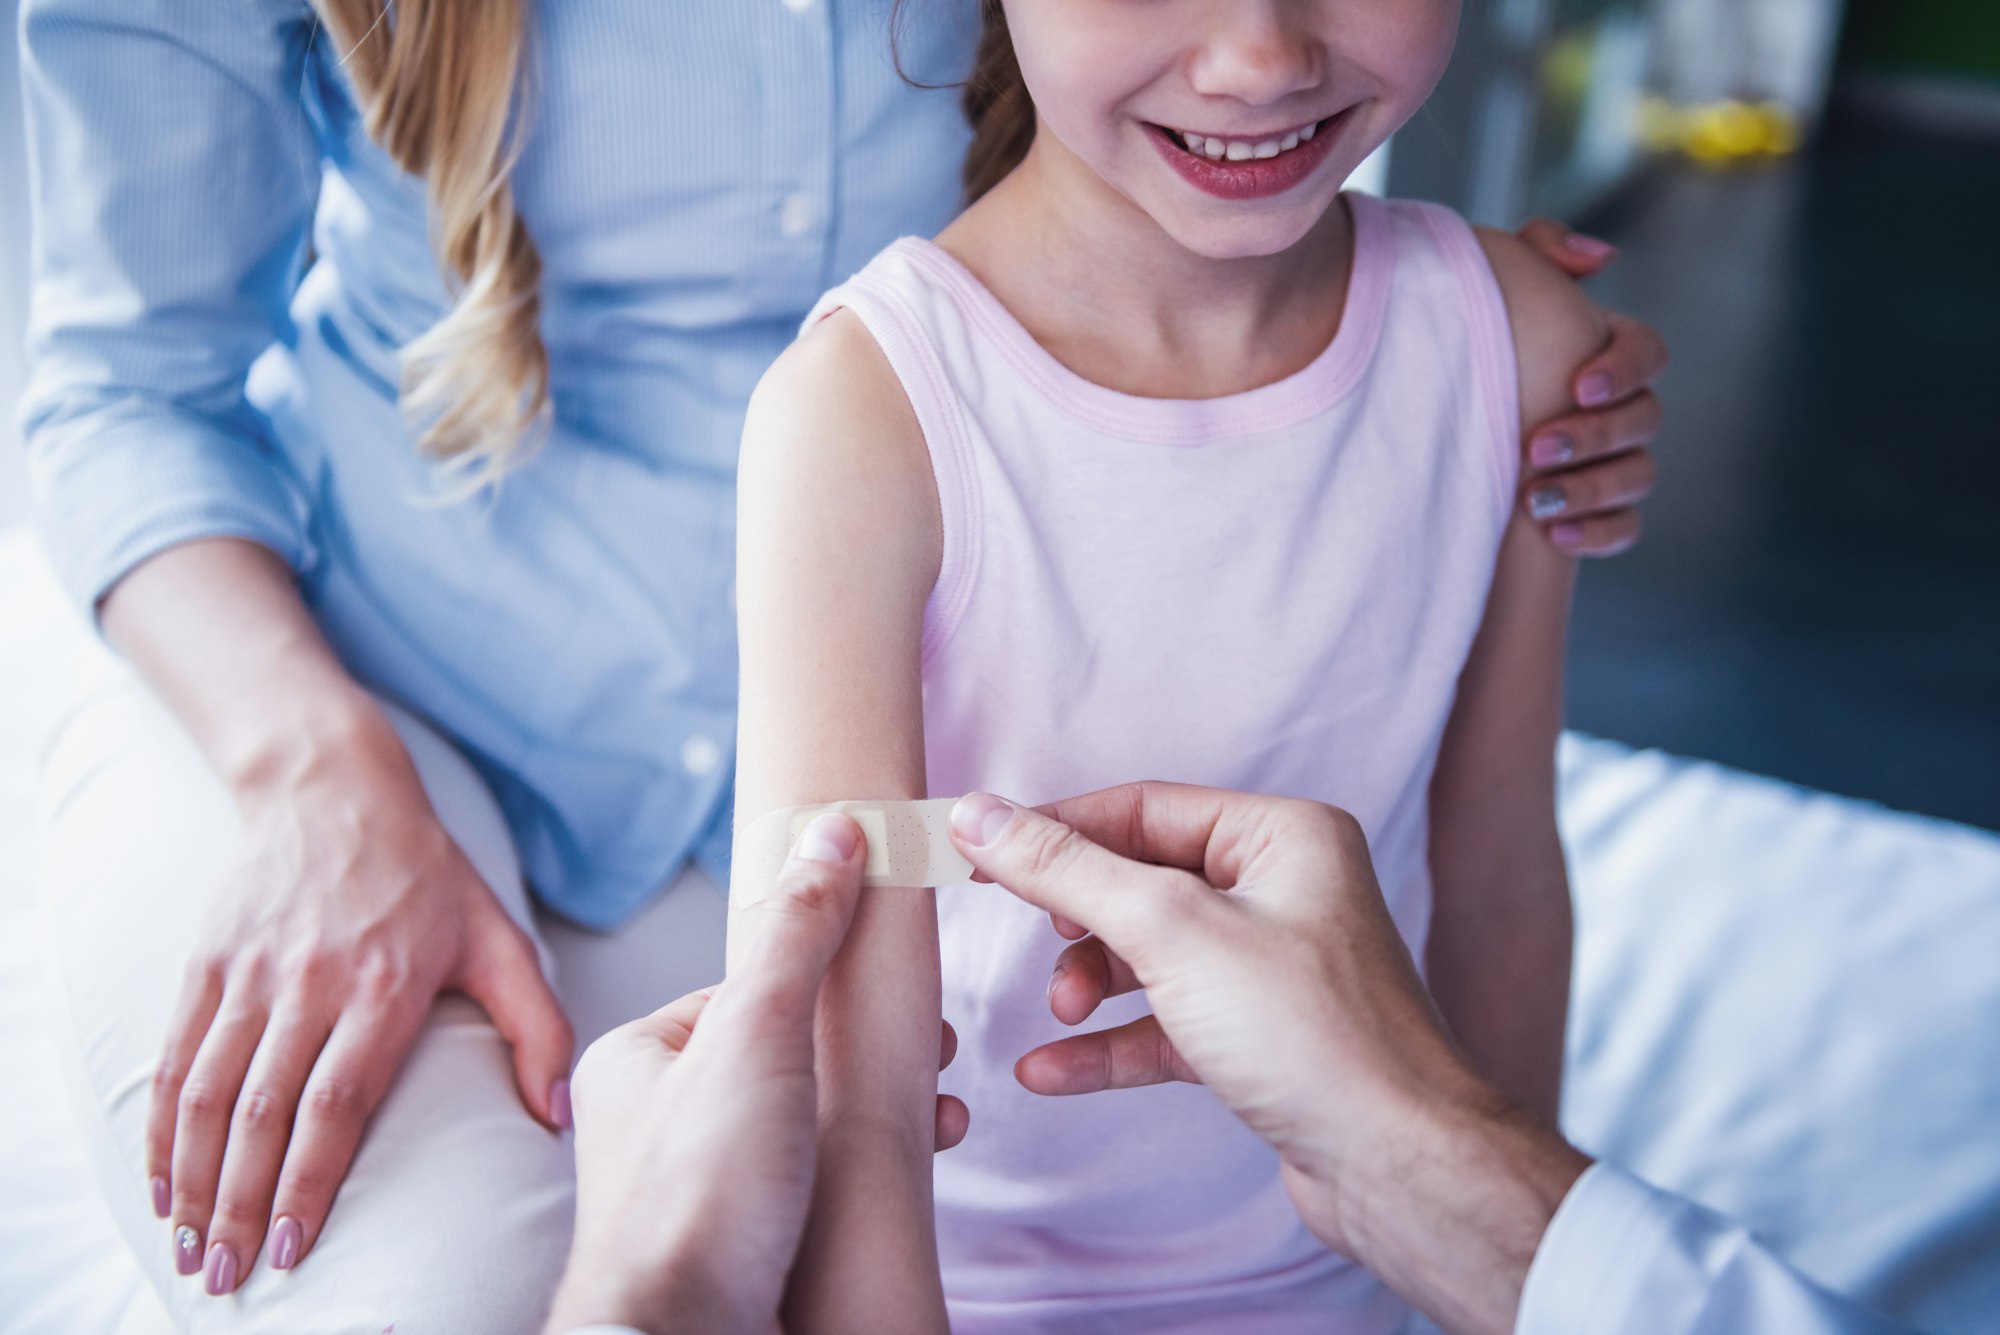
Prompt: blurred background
<box><xmin>0</xmin><ymin>0</ymin><xmax>1995</xmax><ymax>830</ymax></box>
<box><xmin>1382</xmin><ymin>0</ymin><xmax>2000</xmax><ymax>835</ymax></box>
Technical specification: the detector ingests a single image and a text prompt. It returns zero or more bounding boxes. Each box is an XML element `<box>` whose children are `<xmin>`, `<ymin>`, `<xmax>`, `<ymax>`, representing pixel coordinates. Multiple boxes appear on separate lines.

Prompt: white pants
<box><xmin>34</xmin><ymin>639</ymin><xmax>729</xmax><ymax>1334</ymax></box>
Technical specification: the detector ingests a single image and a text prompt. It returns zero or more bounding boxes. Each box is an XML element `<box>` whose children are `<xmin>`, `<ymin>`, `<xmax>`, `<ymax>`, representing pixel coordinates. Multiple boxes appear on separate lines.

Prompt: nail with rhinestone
<box><xmin>174</xmin><ymin>1224</ymin><xmax>202</xmax><ymax>1276</ymax></box>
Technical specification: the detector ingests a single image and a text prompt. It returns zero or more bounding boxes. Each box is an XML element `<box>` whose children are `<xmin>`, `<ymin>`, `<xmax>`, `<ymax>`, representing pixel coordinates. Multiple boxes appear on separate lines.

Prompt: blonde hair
<box><xmin>314</xmin><ymin>0</ymin><xmax>548</xmax><ymax>491</ymax></box>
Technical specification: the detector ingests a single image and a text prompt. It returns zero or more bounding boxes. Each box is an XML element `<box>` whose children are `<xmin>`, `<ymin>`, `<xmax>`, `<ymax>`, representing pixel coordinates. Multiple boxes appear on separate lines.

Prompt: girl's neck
<box><xmin>936</xmin><ymin>130</ymin><xmax>1355</xmax><ymax>401</ymax></box>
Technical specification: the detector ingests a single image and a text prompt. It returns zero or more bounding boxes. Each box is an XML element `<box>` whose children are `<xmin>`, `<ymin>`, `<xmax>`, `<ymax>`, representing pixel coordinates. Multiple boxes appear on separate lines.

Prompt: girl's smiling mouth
<box><xmin>1144</xmin><ymin>107</ymin><xmax>1354</xmax><ymax>201</ymax></box>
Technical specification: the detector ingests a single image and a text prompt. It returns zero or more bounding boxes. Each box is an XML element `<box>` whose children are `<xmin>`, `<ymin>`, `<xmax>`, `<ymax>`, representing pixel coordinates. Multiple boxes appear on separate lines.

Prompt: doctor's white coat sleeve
<box><xmin>1517</xmin><ymin>1162</ymin><xmax>1913</xmax><ymax>1334</ymax></box>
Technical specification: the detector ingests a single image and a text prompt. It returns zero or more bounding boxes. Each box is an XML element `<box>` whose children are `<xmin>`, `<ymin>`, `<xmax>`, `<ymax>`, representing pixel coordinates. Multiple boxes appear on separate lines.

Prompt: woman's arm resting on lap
<box><xmin>732</xmin><ymin>309</ymin><xmax>951</xmax><ymax>1333</ymax></box>
<box><xmin>1423</xmin><ymin>233</ymin><xmax>1606</xmax><ymax>1124</ymax></box>
<box><xmin>101</xmin><ymin>539</ymin><xmax>572</xmax><ymax>1292</ymax></box>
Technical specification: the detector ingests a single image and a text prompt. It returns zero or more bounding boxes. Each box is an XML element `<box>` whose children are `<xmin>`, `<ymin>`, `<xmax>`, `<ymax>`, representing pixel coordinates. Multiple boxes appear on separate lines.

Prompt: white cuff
<box><xmin>1516</xmin><ymin>1161</ymin><xmax>1906</xmax><ymax>1335</ymax></box>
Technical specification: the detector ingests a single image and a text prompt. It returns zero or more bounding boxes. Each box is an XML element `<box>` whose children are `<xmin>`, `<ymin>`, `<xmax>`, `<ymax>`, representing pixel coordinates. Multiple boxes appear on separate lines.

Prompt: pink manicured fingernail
<box><xmin>1530</xmin><ymin>433</ymin><xmax>1574</xmax><ymax>468</ymax></box>
<box><xmin>174</xmin><ymin>1224</ymin><xmax>202</xmax><ymax>1275</ymax></box>
<box><xmin>269</xmin><ymin>1216</ymin><xmax>301</xmax><ymax>1271</ymax></box>
<box><xmin>549</xmin><ymin>1078</ymin><xmax>573</xmax><ymax>1131</ymax></box>
<box><xmin>793</xmin><ymin>812</ymin><xmax>859</xmax><ymax>865</ymax></box>
<box><xmin>1550</xmin><ymin>522</ymin><xmax>1587</xmax><ymax>549</ymax></box>
<box><xmin>150</xmin><ymin>1175</ymin><xmax>170</xmax><ymax>1219</ymax></box>
<box><xmin>1564</xmin><ymin>232</ymin><xmax>1618</xmax><ymax>261</ymax></box>
<box><xmin>951</xmin><ymin>793</ymin><xmax>1015</xmax><ymax>847</ymax></box>
<box><xmin>204</xmin><ymin>1241</ymin><xmax>237</xmax><ymax>1295</ymax></box>
<box><xmin>1528</xmin><ymin>487</ymin><xmax>1568</xmax><ymax>521</ymax></box>
<box><xmin>1578</xmin><ymin>372</ymin><xmax>1616</xmax><ymax>408</ymax></box>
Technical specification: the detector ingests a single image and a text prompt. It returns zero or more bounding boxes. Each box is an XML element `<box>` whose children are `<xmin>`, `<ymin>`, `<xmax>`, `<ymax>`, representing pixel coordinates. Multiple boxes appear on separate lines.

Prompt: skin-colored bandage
<box><xmin>729</xmin><ymin>798</ymin><xmax>975</xmax><ymax>907</ymax></box>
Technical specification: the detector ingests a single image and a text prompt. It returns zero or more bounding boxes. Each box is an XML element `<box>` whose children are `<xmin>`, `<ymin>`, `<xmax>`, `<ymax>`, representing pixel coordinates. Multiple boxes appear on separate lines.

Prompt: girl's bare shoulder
<box><xmin>1472</xmin><ymin>227</ymin><xmax>1612</xmax><ymax>431</ymax></box>
<box><xmin>738</xmin><ymin>305</ymin><xmax>942</xmax><ymax>601</ymax></box>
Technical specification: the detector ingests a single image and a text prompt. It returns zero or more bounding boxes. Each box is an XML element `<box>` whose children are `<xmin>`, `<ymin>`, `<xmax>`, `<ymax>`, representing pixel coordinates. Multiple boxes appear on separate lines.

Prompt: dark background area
<box><xmin>1567</xmin><ymin>117</ymin><xmax>2000</xmax><ymax>832</ymax></box>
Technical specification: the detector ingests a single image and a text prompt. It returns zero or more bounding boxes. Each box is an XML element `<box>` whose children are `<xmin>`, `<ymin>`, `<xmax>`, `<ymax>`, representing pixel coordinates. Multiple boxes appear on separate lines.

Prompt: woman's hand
<box><xmin>546</xmin><ymin>814</ymin><xmax>965</xmax><ymax>1335</ymax></box>
<box><xmin>151</xmin><ymin>702</ymin><xmax>573</xmax><ymax>1295</ymax></box>
<box><xmin>1513</xmin><ymin>219</ymin><xmax>1668</xmax><ymax>558</ymax></box>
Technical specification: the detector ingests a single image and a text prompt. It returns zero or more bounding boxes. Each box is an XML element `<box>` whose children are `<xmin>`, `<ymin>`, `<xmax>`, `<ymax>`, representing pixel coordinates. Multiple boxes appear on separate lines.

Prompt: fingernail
<box><xmin>1578</xmin><ymin>372</ymin><xmax>1616</xmax><ymax>408</ymax></box>
<box><xmin>204</xmin><ymin>1241</ymin><xmax>237</xmax><ymax>1296</ymax></box>
<box><xmin>174</xmin><ymin>1224</ymin><xmax>202</xmax><ymax>1276</ymax></box>
<box><xmin>1564</xmin><ymin>232</ymin><xmax>1618</xmax><ymax>261</ymax></box>
<box><xmin>1048</xmin><ymin>964</ymin><xmax>1069</xmax><ymax>1005</ymax></box>
<box><xmin>951</xmin><ymin>793</ymin><xmax>1015</xmax><ymax>847</ymax></box>
<box><xmin>792</xmin><ymin>812</ymin><xmax>858</xmax><ymax>866</ymax></box>
<box><xmin>1550</xmin><ymin>521</ymin><xmax>1586</xmax><ymax>549</ymax></box>
<box><xmin>549</xmin><ymin>1078</ymin><xmax>573</xmax><ymax>1131</ymax></box>
<box><xmin>150</xmin><ymin>1175</ymin><xmax>170</xmax><ymax>1219</ymax></box>
<box><xmin>1529</xmin><ymin>432</ymin><xmax>1573</xmax><ymax>468</ymax></box>
<box><xmin>1528</xmin><ymin>487</ymin><xmax>1568</xmax><ymax>520</ymax></box>
<box><xmin>269</xmin><ymin>1216</ymin><xmax>301</xmax><ymax>1271</ymax></box>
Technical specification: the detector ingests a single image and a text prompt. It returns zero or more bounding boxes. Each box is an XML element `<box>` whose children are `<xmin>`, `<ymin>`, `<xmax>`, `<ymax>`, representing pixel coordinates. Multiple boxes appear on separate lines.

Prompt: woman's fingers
<box><xmin>1528</xmin><ymin>387</ymin><xmax>1663</xmax><ymax>475</ymax></box>
<box><xmin>145</xmin><ymin>959</ymin><xmax>225</xmax><ymax>1218</ymax></box>
<box><xmin>1049</xmin><ymin>935</ymin><xmax>1141</xmax><ymax>1026</ymax></box>
<box><xmin>1014</xmin><ymin>1015</ymin><xmax>1201</xmax><ymax>1096</ymax></box>
<box><xmin>1573</xmin><ymin>310</ymin><xmax>1669</xmax><ymax>409</ymax></box>
<box><xmin>265</xmin><ymin>997</ymin><xmax>428</xmax><ymax>1273</ymax></box>
<box><xmin>167</xmin><ymin>998</ymin><xmax>269</xmax><ymax>1282</ymax></box>
<box><xmin>458</xmin><ymin>907</ymin><xmax>576</xmax><ymax>1131</ymax></box>
<box><xmin>1547</xmin><ymin>509</ymin><xmax>1643</xmax><ymax>559</ymax></box>
<box><xmin>1515</xmin><ymin>217</ymin><xmax>1620</xmax><ymax>278</ymax></box>
<box><xmin>199</xmin><ymin>1001</ymin><xmax>336</xmax><ymax>1293</ymax></box>
<box><xmin>1523</xmin><ymin>447</ymin><xmax>1657</xmax><ymax>526</ymax></box>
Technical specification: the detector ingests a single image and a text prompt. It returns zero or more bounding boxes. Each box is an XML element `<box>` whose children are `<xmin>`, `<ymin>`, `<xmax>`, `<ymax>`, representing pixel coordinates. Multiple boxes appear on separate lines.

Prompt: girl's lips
<box><xmin>1146</xmin><ymin>109</ymin><xmax>1351</xmax><ymax>201</ymax></box>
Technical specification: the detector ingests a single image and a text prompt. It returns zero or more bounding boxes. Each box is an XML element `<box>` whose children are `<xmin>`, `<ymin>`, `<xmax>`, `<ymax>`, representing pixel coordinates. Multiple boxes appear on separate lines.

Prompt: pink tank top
<box><xmin>804</xmin><ymin>193</ymin><xmax>1521</xmax><ymax>1333</ymax></box>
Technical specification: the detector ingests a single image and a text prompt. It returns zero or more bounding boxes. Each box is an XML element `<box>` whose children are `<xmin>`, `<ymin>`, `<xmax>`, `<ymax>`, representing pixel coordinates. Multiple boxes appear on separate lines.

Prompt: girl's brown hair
<box><xmin>958</xmin><ymin>1</ymin><xmax>1037</xmax><ymax>203</ymax></box>
<box><xmin>313</xmin><ymin>0</ymin><xmax>548</xmax><ymax>489</ymax></box>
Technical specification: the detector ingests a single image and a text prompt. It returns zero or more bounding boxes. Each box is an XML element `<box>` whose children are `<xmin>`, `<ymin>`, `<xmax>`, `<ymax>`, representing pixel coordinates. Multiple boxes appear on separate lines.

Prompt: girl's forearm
<box><xmin>782</xmin><ymin>888</ymin><xmax>949</xmax><ymax>1334</ymax></box>
<box><xmin>1425</xmin><ymin>844</ymin><xmax>1572</xmax><ymax>1126</ymax></box>
<box><xmin>99</xmin><ymin>537</ymin><xmax>406</xmax><ymax>800</ymax></box>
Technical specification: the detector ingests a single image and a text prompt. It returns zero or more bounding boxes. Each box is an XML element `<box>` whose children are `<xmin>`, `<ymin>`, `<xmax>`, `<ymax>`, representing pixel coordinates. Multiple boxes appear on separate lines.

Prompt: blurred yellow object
<box><xmin>1637</xmin><ymin>95</ymin><xmax>1803</xmax><ymax>164</ymax></box>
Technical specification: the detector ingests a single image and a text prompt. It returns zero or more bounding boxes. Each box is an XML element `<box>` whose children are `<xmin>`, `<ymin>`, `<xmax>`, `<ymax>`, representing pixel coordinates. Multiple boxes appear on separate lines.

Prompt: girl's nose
<box><xmin>1185</xmin><ymin>6</ymin><xmax>1324</xmax><ymax>108</ymax></box>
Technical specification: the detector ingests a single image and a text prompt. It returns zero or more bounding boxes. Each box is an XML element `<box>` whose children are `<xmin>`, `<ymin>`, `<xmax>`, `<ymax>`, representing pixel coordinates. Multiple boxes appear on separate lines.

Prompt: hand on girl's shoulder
<box><xmin>737</xmin><ymin>306</ymin><xmax>942</xmax><ymax>600</ymax></box>
<box><xmin>1474</xmin><ymin>226</ymin><xmax>1612</xmax><ymax>433</ymax></box>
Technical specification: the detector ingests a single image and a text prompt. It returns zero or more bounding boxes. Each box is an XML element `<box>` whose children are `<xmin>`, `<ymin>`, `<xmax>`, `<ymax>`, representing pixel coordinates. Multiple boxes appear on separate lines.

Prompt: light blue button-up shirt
<box><xmin>18</xmin><ymin>0</ymin><xmax>977</xmax><ymax>927</ymax></box>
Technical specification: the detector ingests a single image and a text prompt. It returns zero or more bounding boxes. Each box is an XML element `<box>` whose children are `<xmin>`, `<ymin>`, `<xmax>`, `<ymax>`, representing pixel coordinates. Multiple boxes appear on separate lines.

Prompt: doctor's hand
<box><xmin>542</xmin><ymin>814</ymin><xmax>965</xmax><ymax>1335</ymax></box>
<box><xmin>948</xmin><ymin>785</ymin><xmax>1591</xmax><ymax>1335</ymax></box>
<box><xmin>1515</xmin><ymin>219</ymin><xmax>1667</xmax><ymax>559</ymax></box>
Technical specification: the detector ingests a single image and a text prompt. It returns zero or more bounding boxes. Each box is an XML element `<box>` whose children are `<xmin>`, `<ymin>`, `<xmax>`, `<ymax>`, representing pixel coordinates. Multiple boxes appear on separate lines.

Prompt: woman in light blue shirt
<box><xmin>19</xmin><ymin>0</ymin><xmax>1668</xmax><ymax>1324</ymax></box>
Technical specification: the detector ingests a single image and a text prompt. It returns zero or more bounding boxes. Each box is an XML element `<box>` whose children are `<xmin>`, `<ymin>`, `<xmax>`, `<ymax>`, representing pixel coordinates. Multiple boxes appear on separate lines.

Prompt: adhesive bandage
<box><xmin>730</xmin><ymin>798</ymin><xmax>974</xmax><ymax>907</ymax></box>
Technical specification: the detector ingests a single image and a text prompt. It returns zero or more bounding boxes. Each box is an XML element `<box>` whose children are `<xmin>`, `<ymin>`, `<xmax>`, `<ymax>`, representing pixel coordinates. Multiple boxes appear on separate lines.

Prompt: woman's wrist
<box><xmin>215</xmin><ymin>678</ymin><xmax>408</xmax><ymax>808</ymax></box>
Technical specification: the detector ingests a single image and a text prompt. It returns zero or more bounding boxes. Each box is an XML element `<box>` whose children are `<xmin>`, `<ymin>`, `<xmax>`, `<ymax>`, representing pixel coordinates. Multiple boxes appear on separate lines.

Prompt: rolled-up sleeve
<box><xmin>17</xmin><ymin>0</ymin><xmax>321</xmax><ymax>611</ymax></box>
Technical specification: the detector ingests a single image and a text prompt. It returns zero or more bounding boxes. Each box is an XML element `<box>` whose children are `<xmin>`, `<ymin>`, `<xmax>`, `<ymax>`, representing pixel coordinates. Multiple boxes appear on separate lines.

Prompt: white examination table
<box><xmin>1</xmin><ymin>528</ymin><xmax>1994</xmax><ymax>1333</ymax></box>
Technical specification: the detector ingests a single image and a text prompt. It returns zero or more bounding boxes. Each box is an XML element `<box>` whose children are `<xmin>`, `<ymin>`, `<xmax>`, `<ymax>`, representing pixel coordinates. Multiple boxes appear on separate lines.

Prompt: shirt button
<box><xmin>780</xmin><ymin>0</ymin><xmax>815</xmax><ymax>13</ymax></box>
<box><xmin>680</xmin><ymin>734</ymin><xmax>724</xmax><ymax>778</ymax></box>
<box><xmin>779</xmin><ymin>193</ymin><xmax>817</xmax><ymax>238</ymax></box>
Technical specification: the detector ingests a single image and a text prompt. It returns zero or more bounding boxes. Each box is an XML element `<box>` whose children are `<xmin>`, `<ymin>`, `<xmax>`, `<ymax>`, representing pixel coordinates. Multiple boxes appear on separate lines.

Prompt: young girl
<box><xmin>731</xmin><ymin>1</ymin><xmax>1600</xmax><ymax>1329</ymax></box>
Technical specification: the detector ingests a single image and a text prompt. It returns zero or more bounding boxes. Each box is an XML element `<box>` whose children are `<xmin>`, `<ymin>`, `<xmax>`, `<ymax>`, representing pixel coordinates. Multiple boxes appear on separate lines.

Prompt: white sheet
<box><xmin>2</xmin><ymin>528</ymin><xmax>1994</xmax><ymax>1332</ymax></box>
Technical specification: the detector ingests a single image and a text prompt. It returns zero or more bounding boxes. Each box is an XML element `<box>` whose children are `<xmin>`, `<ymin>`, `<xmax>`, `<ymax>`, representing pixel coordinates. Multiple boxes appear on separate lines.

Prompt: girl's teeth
<box><xmin>1176</xmin><ymin>123</ymin><xmax>1323</xmax><ymax>161</ymax></box>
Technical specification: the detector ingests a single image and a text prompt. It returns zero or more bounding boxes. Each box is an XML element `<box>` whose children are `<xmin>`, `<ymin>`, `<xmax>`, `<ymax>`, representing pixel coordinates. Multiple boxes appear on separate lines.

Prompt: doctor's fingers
<box><xmin>1014</xmin><ymin>1014</ymin><xmax>1200</xmax><ymax>1096</ymax></box>
<box><xmin>950</xmin><ymin>793</ymin><xmax>1222</xmax><ymax>974</ymax></box>
<box><xmin>1049</xmin><ymin>934</ymin><xmax>1143</xmax><ymax>1026</ymax></box>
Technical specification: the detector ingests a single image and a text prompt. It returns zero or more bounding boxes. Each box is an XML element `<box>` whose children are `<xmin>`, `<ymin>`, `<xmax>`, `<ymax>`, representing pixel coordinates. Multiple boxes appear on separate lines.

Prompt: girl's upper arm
<box><xmin>1432</xmin><ymin>232</ymin><xmax>1611</xmax><ymax>844</ymax></box>
<box><xmin>732</xmin><ymin>306</ymin><xmax>944</xmax><ymax>876</ymax></box>
<box><xmin>19</xmin><ymin>0</ymin><xmax>323</xmax><ymax>610</ymax></box>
